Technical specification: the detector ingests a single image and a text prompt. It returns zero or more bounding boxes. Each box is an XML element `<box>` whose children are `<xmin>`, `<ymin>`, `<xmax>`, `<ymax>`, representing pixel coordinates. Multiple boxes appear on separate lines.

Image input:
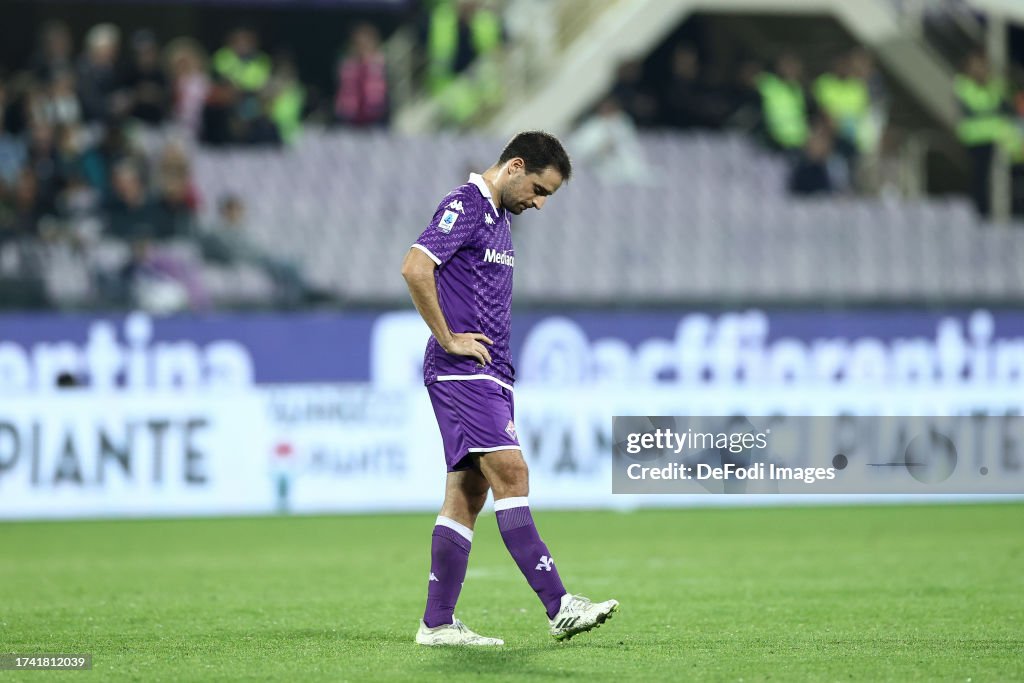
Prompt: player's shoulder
<box><xmin>437</xmin><ymin>183</ymin><xmax>484</xmax><ymax>218</ymax></box>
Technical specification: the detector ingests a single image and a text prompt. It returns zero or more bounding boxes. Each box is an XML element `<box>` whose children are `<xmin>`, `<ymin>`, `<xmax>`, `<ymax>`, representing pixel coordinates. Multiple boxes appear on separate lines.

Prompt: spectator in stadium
<box><xmin>76</xmin><ymin>23</ymin><xmax>124</xmax><ymax>122</ymax></box>
<box><xmin>1</xmin><ymin>73</ymin><xmax>34</xmax><ymax>137</ymax></box>
<box><xmin>123</xmin><ymin>30</ymin><xmax>169</xmax><ymax>126</ymax></box>
<box><xmin>166</xmin><ymin>38</ymin><xmax>210</xmax><ymax>139</ymax></box>
<box><xmin>24</xmin><ymin>122</ymin><xmax>61</xmax><ymax>214</ymax></box>
<box><xmin>92</xmin><ymin>121</ymin><xmax>144</xmax><ymax>201</ymax></box>
<box><xmin>105</xmin><ymin>160</ymin><xmax>172</xmax><ymax>240</ymax></box>
<box><xmin>266</xmin><ymin>52</ymin><xmax>306</xmax><ymax>144</ymax></box>
<box><xmin>213</xmin><ymin>27</ymin><xmax>271</xmax><ymax>97</ymax></box>
<box><xmin>238</xmin><ymin>100</ymin><xmax>283</xmax><ymax>146</ymax></box>
<box><xmin>39</xmin><ymin>68</ymin><xmax>82</xmax><ymax>127</ymax></box>
<box><xmin>335</xmin><ymin>23</ymin><xmax>390</xmax><ymax>128</ymax></box>
<box><xmin>156</xmin><ymin>172</ymin><xmax>196</xmax><ymax>237</ymax></box>
<box><xmin>724</xmin><ymin>58</ymin><xmax>764</xmax><ymax>130</ymax></box>
<box><xmin>0</xmin><ymin>176</ymin><xmax>10</xmax><ymax>225</ymax></box>
<box><xmin>788</xmin><ymin>123</ymin><xmax>839</xmax><ymax>196</ymax></box>
<box><xmin>611</xmin><ymin>59</ymin><xmax>659</xmax><ymax>128</ymax></box>
<box><xmin>205</xmin><ymin>28</ymin><xmax>273</xmax><ymax>146</ymax></box>
<box><xmin>8</xmin><ymin>79</ymin><xmax>39</xmax><ymax>134</ymax></box>
<box><xmin>502</xmin><ymin>0</ymin><xmax>556</xmax><ymax>84</ymax></box>
<box><xmin>155</xmin><ymin>141</ymin><xmax>199</xmax><ymax>237</ymax></box>
<box><xmin>54</xmin><ymin>124</ymin><xmax>102</xmax><ymax>195</ymax></box>
<box><xmin>0</xmin><ymin>78</ymin><xmax>28</xmax><ymax>185</ymax></box>
<box><xmin>31</xmin><ymin>22</ymin><xmax>74</xmax><ymax>84</ymax></box>
<box><xmin>195</xmin><ymin>194</ymin><xmax>312</xmax><ymax>307</ymax></box>
<box><xmin>0</xmin><ymin>168</ymin><xmax>44</xmax><ymax>241</ymax></box>
<box><xmin>955</xmin><ymin>51</ymin><xmax>1016</xmax><ymax>217</ymax></box>
<box><xmin>813</xmin><ymin>49</ymin><xmax>881</xmax><ymax>189</ymax></box>
<box><xmin>569</xmin><ymin>96</ymin><xmax>655</xmax><ymax>186</ymax></box>
<box><xmin>425</xmin><ymin>0</ymin><xmax>501</xmax><ymax>90</ymax></box>
<box><xmin>119</xmin><ymin>238</ymin><xmax>208</xmax><ymax>313</ymax></box>
<box><xmin>661</xmin><ymin>43</ymin><xmax>728</xmax><ymax>130</ymax></box>
<box><xmin>55</xmin><ymin>171</ymin><xmax>102</xmax><ymax>242</ymax></box>
<box><xmin>850</xmin><ymin>48</ymin><xmax>887</xmax><ymax>138</ymax></box>
<box><xmin>423</xmin><ymin>0</ymin><xmax>504</xmax><ymax>125</ymax></box>
<box><xmin>0</xmin><ymin>168</ymin><xmax>48</xmax><ymax>306</ymax></box>
<box><xmin>757</xmin><ymin>53</ymin><xmax>810</xmax><ymax>155</ymax></box>
<box><xmin>0</xmin><ymin>75</ymin><xmax>6</xmax><ymax>132</ymax></box>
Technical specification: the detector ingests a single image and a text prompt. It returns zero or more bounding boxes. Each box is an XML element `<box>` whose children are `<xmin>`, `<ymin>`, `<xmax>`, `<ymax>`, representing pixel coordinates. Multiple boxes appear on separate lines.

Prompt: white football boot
<box><xmin>415</xmin><ymin>618</ymin><xmax>504</xmax><ymax>646</ymax></box>
<box><xmin>549</xmin><ymin>593</ymin><xmax>620</xmax><ymax>641</ymax></box>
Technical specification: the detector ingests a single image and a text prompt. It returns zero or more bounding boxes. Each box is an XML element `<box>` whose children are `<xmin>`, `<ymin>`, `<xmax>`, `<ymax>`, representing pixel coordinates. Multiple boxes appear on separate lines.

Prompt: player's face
<box><xmin>501</xmin><ymin>160</ymin><xmax>563</xmax><ymax>215</ymax></box>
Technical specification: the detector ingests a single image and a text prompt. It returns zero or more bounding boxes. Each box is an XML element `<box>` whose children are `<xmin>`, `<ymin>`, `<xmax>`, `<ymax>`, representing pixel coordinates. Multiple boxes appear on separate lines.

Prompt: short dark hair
<box><xmin>497</xmin><ymin>131</ymin><xmax>572</xmax><ymax>182</ymax></box>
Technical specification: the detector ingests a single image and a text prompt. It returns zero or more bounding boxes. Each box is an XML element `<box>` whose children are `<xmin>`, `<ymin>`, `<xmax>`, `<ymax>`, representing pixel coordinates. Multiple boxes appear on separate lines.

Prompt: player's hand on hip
<box><xmin>443</xmin><ymin>332</ymin><xmax>494</xmax><ymax>366</ymax></box>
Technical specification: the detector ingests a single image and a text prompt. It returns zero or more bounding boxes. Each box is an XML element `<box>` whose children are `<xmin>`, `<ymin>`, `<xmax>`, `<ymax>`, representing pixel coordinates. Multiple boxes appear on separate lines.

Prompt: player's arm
<box><xmin>401</xmin><ymin>247</ymin><xmax>493</xmax><ymax>365</ymax></box>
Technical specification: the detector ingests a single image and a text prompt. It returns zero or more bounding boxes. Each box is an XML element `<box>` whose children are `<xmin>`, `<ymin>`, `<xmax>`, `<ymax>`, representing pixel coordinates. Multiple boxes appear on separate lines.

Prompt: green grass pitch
<box><xmin>1</xmin><ymin>503</ymin><xmax>1022</xmax><ymax>682</ymax></box>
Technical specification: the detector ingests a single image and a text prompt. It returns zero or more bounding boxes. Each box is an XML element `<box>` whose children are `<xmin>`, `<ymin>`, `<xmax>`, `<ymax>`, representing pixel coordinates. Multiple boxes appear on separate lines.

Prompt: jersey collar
<box><xmin>469</xmin><ymin>173</ymin><xmax>500</xmax><ymax>214</ymax></box>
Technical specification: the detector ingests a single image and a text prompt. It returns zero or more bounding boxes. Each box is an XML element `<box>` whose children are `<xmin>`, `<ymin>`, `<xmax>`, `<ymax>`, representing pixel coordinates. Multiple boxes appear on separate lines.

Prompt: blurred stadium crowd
<box><xmin>1</xmin><ymin>0</ymin><xmax>1023</xmax><ymax>312</ymax></box>
<box><xmin>0</xmin><ymin>18</ymin><xmax>394</xmax><ymax>310</ymax></box>
<box><xmin>587</xmin><ymin>41</ymin><xmax>1024</xmax><ymax>213</ymax></box>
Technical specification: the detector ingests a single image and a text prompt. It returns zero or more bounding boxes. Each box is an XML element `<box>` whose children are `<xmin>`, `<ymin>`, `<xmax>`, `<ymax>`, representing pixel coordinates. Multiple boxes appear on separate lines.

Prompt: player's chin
<box><xmin>509</xmin><ymin>206</ymin><xmax>524</xmax><ymax>215</ymax></box>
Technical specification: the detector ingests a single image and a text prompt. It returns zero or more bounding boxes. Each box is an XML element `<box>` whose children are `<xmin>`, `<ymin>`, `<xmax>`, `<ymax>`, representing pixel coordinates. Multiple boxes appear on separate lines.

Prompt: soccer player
<box><xmin>401</xmin><ymin>131</ymin><xmax>619</xmax><ymax>646</ymax></box>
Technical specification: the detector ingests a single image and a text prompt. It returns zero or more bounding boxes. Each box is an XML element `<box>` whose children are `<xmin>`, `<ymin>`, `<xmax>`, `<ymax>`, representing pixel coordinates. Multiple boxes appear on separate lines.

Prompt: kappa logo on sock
<box><xmin>535</xmin><ymin>555</ymin><xmax>554</xmax><ymax>571</ymax></box>
<box><xmin>505</xmin><ymin>420</ymin><xmax>517</xmax><ymax>439</ymax></box>
<box><xmin>429</xmin><ymin>572</ymin><xmax>439</xmax><ymax>582</ymax></box>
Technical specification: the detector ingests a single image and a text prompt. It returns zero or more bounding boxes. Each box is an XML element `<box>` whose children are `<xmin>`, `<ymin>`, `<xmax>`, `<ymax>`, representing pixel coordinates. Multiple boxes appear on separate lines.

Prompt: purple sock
<box><xmin>422</xmin><ymin>517</ymin><xmax>472</xmax><ymax>628</ymax></box>
<box><xmin>495</xmin><ymin>497</ymin><xmax>566</xmax><ymax>619</ymax></box>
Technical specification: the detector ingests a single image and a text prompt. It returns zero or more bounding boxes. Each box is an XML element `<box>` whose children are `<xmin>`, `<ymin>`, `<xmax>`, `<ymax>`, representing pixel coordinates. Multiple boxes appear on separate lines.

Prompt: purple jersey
<box><xmin>413</xmin><ymin>174</ymin><xmax>515</xmax><ymax>387</ymax></box>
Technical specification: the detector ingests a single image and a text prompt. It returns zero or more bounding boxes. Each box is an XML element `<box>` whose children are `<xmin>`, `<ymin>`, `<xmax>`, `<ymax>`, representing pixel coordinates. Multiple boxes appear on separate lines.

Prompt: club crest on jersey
<box><xmin>484</xmin><ymin>213</ymin><xmax>494</xmax><ymax>225</ymax></box>
<box><xmin>505</xmin><ymin>420</ymin><xmax>517</xmax><ymax>439</ymax></box>
<box><xmin>438</xmin><ymin>210</ymin><xmax>459</xmax><ymax>233</ymax></box>
<box><xmin>447</xmin><ymin>199</ymin><xmax>465</xmax><ymax>213</ymax></box>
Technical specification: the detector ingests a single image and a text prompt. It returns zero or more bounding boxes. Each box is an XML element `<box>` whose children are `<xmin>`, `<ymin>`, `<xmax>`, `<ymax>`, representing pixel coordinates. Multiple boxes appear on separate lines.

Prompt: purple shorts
<box><xmin>426</xmin><ymin>378</ymin><xmax>521</xmax><ymax>472</ymax></box>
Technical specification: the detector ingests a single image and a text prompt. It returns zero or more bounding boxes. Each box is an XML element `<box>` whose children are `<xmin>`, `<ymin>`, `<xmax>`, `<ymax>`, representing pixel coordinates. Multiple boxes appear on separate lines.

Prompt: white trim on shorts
<box><xmin>411</xmin><ymin>243</ymin><xmax>442</xmax><ymax>265</ymax></box>
<box><xmin>466</xmin><ymin>445</ymin><xmax>521</xmax><ymax>453</ymax></box>
<box><xmin>436</xmin><ymin>374</ymin><xmax>514</xmax><ymax>392</ymax></box>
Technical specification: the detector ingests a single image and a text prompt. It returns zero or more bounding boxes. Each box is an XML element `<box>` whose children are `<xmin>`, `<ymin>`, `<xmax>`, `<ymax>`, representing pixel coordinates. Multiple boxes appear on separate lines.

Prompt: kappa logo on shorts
<box><xmin>438</xmin><ymin>210</ymin><xmax>459</xmax><ymax>233</ymax></box>
<box><xmin>505</xmin><ymin>420</ymin><xmax>517</xmax><ymax>439</ymax></box>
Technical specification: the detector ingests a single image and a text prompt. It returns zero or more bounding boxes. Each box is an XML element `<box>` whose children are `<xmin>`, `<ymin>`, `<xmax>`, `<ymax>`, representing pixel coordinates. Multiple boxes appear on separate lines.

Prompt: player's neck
<box><xmin>480</xmin><ymin>168</ymin><xmax>502</xmax><ymax>212</ymax></box>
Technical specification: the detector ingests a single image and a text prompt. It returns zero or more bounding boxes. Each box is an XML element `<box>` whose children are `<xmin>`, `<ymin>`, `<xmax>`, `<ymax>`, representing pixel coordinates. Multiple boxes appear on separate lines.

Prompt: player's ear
<box><xmin>508</xmin><ymin>158</ymin><xmax>524</xmax><ymax>174</ymax></box>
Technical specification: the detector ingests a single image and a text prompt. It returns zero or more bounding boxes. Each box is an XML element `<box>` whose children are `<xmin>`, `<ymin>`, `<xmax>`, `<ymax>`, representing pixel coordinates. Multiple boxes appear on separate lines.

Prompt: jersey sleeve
<box><xmin>412</xmin><ymin>189</ymin><xmax>480</xmax><ymax>266</ymax></box>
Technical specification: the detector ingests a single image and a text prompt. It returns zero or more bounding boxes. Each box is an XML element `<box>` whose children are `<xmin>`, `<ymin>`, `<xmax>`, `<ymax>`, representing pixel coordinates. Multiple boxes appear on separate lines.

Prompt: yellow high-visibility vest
<box><xmin>758</xmin><ymin>73</ymin><xmax>809</xmax><ymax>149</ymax></box>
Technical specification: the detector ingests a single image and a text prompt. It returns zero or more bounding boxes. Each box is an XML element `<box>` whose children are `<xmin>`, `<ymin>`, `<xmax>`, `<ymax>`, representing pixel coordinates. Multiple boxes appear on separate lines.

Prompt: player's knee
<box><xmin>466</xmin><ymin>490</ymin><xmax>488</xmax><ymax>516</ymax></box>
<box><xmin>491</xmin><ymin>460</ymin><xmax>529</xmax><ymax>498</ymax></box>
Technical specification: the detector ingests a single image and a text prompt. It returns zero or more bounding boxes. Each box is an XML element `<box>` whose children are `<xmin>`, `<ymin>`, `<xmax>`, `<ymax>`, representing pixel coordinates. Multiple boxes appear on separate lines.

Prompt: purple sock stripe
<box><xmin>495</xmin><ymin>505</ymin><xmax>533</xmax><ymax>532</ymax></box>
<box><xmin>433</xmin><ymin>525</ymin><xmax>472</xmax><ymax>553</ymax></box>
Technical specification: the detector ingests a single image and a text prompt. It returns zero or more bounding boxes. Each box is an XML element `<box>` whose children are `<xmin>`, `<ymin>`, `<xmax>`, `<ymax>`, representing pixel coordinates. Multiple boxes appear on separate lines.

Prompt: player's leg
<box><xmin>476</xmin><ymin>445</ymin><xmax>620</xmax><ymax>640</ymax></box>
<box><xmin>423</xmin><ymin>468</ymin><xmax>489</xmax><ymax>628</ymax></box>
<box><xmin>416</xmin><ymin>381</ymin><xmax>503</xmax><ymax>646</ymax></box>
<box><xmin>475</xmin><ymin>449</ymin><xmax>567</xmax><ymax>618</ymax></box>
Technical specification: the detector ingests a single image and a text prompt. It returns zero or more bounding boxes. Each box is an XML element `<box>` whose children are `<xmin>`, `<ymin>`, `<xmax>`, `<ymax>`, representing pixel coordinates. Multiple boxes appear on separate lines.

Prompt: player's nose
<box><xmin>533</xmin><ymin>196</ymin><xmax>546</xmax><ymax>210</ymax></box>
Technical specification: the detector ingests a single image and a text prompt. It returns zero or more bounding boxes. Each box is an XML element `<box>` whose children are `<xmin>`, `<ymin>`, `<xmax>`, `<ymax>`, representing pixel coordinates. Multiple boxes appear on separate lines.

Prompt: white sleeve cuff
<box><xmin>411</xmin><ymin>243</ymin><xmax>441</xmax><ymax>265</ymax></box>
